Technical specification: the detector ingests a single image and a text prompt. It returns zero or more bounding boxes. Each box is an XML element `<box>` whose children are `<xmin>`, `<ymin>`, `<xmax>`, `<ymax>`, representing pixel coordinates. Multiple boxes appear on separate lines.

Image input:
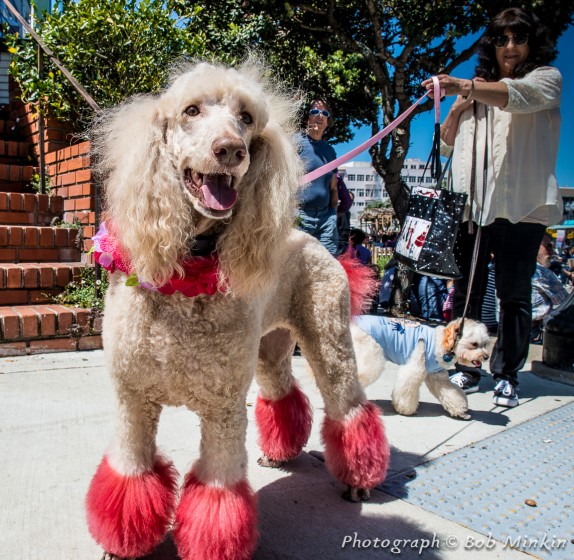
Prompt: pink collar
<box><xmin>93</xmin><ymin>222</ymin><xmax>226</xmax><ymax>298</ymax></box>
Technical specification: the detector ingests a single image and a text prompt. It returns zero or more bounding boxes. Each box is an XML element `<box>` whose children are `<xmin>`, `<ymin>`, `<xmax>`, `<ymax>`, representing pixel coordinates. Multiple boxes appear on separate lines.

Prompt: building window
<box><xmin>357</xmin><ymin>174</ymin><xmax>365</xmax><ymax>181</ymax></box>
<box><xmin>358</xmin><ymin>190</ymin><xmax>365</xmax><ymax>197</ymax></box>
<box><xmin>408</xmin><ymin>177</ymin><xmax>417</xmax><ymax>183</ymax></box>
<box><xmin>410</xmin><ymin>164</ymin><xmax>416</xmax><ymax>169</ymax></box>
<box><xmin>347</xmin><ymin>174</ymin><xmax>356</xmax><ymax>181</ymax></box>
<box><xmin>419</xmin><ymin>164</ymin><xmax>425</xmax><ymax>169</ymax></box>
<box><xmin>426</xmin><ymin>177</ymin><xmax>433</xmax><ymax>183</ymax></box>
<box><xmin>366</xmin><ymin>175</ymin><xmax>373</xmax><ymax>181</ymax></box>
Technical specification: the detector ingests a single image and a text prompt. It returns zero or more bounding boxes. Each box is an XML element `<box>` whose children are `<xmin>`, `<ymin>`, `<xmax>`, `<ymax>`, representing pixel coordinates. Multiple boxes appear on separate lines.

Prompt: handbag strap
<box><xmin>417</xmin><ymin>76</ymin><xmax>447</xmax><ymax>188</ymax></box>
<box><xmin>417</xmin><ymin>151</ymin><xmax>452</xmax><ymax>189</ymax></box>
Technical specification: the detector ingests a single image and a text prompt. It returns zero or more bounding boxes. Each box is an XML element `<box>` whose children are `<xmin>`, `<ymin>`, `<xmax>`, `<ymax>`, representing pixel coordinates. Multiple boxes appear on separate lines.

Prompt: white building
<box><xmin>338</xmin><ymin>161</ymin><xmax>386</xmax><ymax>226</ymax></box>
<box><xmin>400</xmin><ymin>157</ymin><xmax>437</xmax><ymax>187</ymax></box>
<box><xmin>339</xmin><ymin>157</ymin><xmax>434</xmax><ymax>226</ymax></box>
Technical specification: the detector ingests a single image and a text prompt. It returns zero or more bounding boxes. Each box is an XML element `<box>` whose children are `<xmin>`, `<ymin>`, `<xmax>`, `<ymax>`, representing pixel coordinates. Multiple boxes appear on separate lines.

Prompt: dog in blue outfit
<box><xmin>351</xmin><ymin>316</ymin><xmax>490</xmax><ymax>419</ymax></box>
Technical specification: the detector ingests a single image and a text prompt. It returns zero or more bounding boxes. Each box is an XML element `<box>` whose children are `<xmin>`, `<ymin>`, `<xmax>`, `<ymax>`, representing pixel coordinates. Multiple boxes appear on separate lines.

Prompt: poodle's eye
<box><xmin>240</xmin><ymin>111</ymin><xmax>253</xmax><ymax>125</ymax></box>
<box><xmin>472</xmin><ymin>343</ymin><xmax>479</xmax><ymax>348</ymax></box>
<box><xmin>185</xmin><ymin>105</ymin><xmax>200</xmax><ymax>117</ymax></box>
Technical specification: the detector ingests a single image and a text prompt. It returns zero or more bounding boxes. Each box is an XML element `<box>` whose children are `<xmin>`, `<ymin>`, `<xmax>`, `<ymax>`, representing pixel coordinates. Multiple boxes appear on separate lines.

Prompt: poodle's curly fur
<box><xmin>85</xmin><ymin>59</ymin><xmax>389</xmax><ymax>560</ymax></box>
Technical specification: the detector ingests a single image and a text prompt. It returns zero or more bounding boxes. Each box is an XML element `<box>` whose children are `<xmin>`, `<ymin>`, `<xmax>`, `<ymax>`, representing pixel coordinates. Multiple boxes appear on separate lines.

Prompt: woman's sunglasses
<box><xmin>492</xmin><ymin>33</ymin><xmax>528</xmax><ymax>48</ymax></box>
<box><xmin>309</xmin><ymin>108</ymin><xmax>331</xmax><ymax>118</ymax></box>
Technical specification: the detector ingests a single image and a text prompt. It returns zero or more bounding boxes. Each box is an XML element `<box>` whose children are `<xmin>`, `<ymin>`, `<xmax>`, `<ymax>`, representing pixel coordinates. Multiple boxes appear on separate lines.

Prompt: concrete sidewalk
<box><xmin>1</xmin><ymin>347</ymin><xmax>573</xmax><ymax>560</ymax></box>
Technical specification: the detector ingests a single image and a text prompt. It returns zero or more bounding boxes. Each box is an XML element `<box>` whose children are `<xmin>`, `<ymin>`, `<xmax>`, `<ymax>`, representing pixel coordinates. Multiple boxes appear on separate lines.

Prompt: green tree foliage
<box><xmin>169</xmin><ymin>0</ymin><xmax>377</xmax><ymax>143</ymax></box>
<box><xmin>6</xmin><ymin>0</ymin><xmax>206</xmax><ymax>126</ymax></box>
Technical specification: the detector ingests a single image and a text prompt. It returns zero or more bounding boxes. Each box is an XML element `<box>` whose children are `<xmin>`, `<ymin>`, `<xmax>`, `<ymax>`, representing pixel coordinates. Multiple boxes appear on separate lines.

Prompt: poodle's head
<box><xmin>441</xmin><ymin>319</ymin><xmax>491</xmax><ymax>368</ymax></box>
<box><xmin>92</xmin><ymin>58</ymin><xmax>303</xmax><ymax>293</ymax></box>
<box><xmin>161</xmin><ymin>62</ymin><xmax>275</xmax><ymax>221</ymax></box>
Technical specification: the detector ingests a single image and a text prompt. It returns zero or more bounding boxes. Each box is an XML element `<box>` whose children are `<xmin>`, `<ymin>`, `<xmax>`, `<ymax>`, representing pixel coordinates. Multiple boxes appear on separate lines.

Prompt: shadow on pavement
<box><xmin>254</xmin><ymin>472</ymin><xmax>445</xmax><ymax>559</ymax></box>
<box><xmin>131</xmin><ymin>457</ymin><xmax>446</xmax><ymax>560</ymax></box>
<box><xmin>372</xmin><ymin>398</ymin><xmax>510</xmax><ymax>426</ymax></box>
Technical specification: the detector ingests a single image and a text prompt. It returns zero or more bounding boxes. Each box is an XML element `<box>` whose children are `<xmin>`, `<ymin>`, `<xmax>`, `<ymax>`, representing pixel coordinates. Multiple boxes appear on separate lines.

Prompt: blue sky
<box><xmin>335</xmin><ymin>24</ymin><xmax>574</xmax><ymax>188</ymax></box>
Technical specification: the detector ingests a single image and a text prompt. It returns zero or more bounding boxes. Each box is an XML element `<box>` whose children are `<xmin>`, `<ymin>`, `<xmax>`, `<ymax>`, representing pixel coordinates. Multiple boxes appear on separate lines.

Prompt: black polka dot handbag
<box><xmin>394</xmin><ymin>148</ymin><xmax>467</xmax><ymax>279</ymax></box>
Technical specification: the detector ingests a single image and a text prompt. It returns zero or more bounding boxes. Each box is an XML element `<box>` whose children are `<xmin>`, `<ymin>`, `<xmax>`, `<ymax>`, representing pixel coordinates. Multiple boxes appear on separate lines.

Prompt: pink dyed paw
<box><xmin>86</xmin><ymin>455</ymin><xmax>178</xmax><ymax>558</ymax></box>
<box><xmin>255</xmin><ymin>383</ymin><xmax>312</xmax><ymax>462</ymax></box>
<box><xmin>173</xmin><ymin>473</ymin><xmax>258</xmax><ymax>560</ymax></box>
<box><xmin>321</xmin><ymin>401</ymin><xmax>390</xmax><ymax>492</ymax></box>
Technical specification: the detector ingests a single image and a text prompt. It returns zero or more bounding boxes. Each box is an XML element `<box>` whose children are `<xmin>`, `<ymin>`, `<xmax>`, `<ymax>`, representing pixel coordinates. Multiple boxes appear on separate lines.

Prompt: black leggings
<box><xmin>453</xmin><ymin>219</ymin><xmax>546</xmax><ymax>384</ymax></box>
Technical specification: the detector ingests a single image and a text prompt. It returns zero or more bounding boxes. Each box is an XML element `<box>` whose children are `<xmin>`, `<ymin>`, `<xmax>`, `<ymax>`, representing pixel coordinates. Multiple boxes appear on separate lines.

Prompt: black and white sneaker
<box><xmin>450</xmin><ymin>362</ymin><xmax>480</xmax><ymax>395</ymax></box>
<box><xmin>449</xmin><ymin>368</ymin><xmax>481</xmax><ymax>394</ymax></box>
<box><xmin>493</xmin><ymin>379</ymin><xmax>518</xmax><ymax>407</ymax></box>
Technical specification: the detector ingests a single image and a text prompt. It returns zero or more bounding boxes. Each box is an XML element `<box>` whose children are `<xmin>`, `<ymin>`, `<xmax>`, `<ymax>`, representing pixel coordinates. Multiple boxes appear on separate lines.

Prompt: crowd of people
<box><xmin>296</xmin><ymin>6</ymin><xmax>567</xmax><ymax>410</ymax></box>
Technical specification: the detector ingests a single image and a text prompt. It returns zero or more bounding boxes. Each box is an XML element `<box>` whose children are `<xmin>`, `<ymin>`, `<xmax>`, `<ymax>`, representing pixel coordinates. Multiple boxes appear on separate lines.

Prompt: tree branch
<box><xmin>442</xmin><ymin>38</ymin><xmax>481</xmax><ymax>74</ymax></box>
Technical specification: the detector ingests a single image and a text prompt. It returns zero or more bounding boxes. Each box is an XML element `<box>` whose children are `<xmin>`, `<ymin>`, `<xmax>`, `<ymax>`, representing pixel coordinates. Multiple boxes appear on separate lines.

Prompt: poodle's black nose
<box><xmin>483</xmin><ymin>354</ymin><xmax>490</xmax><ymax>360</ymax></box>
<box><xmin>212</xmin><ymin>137</ymin><xmax>247</xmax><ymax>167</ymax></box>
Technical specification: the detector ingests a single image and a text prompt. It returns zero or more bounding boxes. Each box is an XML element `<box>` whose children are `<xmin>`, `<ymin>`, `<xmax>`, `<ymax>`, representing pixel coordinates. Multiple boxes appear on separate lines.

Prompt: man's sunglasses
<box><xmin>309</xmin><ymin>108</ymin><xmax>331</xmax><ymax>118</ymax></box>
<box><xmin>492</xmin><ymin>33</ymin><xmax>528</xmax><ymax>48</ymax></box>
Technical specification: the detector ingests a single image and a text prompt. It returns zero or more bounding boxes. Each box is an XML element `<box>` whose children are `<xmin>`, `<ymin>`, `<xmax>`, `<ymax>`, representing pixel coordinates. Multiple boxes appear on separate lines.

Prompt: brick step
<box><xmin>0</xmin><ymin>225</ymin><xmax>81</xmax><ymax>263</ymax></box>
<box><xmin>0</xmin><ymin>162</ymin><xmax>35</xmax><ymax>183</ymax></box>
<box><xmin>0</xmin><ymin>224</ymin><xmax>79</xmax><ymax>248</ymax></box>
<box><xmin>0</xmin><ymin>139</ymin><xmax>30</xmax><ymax>158</ymax></box>
<box><xmin>0</xmin><ymin>304</ymin><xmax>102</xmax><ymax>356</ymax></box>
<box><xmin>0</xmin><ymin>262</ymin><xmax>84</xmax><ymax>305</ymax></box>
<box><xmin>0</xmin><ymin>192</ymin><xmax>64</xmax><ymax>225</ymax></box>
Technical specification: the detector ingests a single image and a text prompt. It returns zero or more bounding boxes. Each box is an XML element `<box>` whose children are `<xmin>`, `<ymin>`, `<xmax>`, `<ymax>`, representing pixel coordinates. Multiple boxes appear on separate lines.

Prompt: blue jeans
<box><xmin>298</xmin><ymin>207</ymin><xmax>339</xmax><ymax>256</ymax></box>
<box><xmin>417</xmin><ymin>275</ymin><xmax>447</xmax><ymax>321</ymax></box>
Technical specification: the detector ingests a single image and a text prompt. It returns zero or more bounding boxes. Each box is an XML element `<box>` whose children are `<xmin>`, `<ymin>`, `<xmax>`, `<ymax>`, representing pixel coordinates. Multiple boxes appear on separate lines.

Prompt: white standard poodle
<box><xmin>85</xmin><ymin>59</ymin><xmax>390</xmax><ymax>560</ymax></box>
<box><xmin>351</xmin><ymin>316</ymin><xmax>491</xmax><ymax>419</ymax></box>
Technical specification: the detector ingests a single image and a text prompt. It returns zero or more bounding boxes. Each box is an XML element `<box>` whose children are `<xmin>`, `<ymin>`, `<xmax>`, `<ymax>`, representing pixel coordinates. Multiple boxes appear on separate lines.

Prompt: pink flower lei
<box><xmin>92</xmin><ymin>222</ymin><xmax>226</xmax><ymax>298</ymax></box>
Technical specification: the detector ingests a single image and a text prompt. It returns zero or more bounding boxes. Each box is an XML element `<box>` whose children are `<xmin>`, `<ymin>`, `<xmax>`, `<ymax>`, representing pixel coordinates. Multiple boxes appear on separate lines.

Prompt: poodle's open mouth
<box><xmin>472</xmin><ymin>360</ymin><xmax>482</xmax><ymax>367</ymax></box>
<box><xmin>184</xmin><ymin>169</ymin><xmax>238</xmax><ymax>212</ymax></box>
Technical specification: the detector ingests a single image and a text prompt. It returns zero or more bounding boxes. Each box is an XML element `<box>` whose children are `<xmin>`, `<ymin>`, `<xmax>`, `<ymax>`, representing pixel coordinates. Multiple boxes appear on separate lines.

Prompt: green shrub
<box><xmin>6</xmin><ymin>0</ymin><xmax>207</xmax><ymax>127</ymax></box>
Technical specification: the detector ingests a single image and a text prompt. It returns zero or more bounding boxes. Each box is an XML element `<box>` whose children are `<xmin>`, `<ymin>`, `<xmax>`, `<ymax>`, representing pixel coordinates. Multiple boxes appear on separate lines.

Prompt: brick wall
<box><xmin>9</xmin><ymin>79</ymin><xmax>75</xmax><ymax>158</ymax></box>
<box><xmin>45</xmin><ymin>141</ymin><xmax>97</xmax><ymax>255</ymax></box>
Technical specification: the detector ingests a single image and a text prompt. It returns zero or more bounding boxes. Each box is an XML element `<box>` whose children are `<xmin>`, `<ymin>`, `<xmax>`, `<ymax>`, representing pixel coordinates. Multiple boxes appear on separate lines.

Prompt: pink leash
<box><xmin>300</xmin><ymin>76</ymin><xmax>443</xmax><ymax>185</ymax></box>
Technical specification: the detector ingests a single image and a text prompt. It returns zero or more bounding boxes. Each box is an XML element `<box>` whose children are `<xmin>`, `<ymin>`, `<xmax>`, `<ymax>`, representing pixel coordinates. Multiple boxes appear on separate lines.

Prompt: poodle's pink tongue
<box><xmin>200</xmin><ymin>174</ymin><xmax>237</xmax><ymax>211</ymax></box>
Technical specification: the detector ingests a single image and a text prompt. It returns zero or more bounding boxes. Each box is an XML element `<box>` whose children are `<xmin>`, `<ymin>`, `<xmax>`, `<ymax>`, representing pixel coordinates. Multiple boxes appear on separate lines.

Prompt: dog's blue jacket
<box><xmin>354</xmin><ymin>315</ymin><xmax>443</xmax><ymax>373</ymax></box>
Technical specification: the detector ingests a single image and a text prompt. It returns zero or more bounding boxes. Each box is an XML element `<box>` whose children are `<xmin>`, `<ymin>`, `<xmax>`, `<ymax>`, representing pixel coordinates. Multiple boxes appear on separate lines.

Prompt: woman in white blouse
<box><xmin>422</xmin><ymin>7</ymin><xmax>563</xmax><ymax>408</ymax></box>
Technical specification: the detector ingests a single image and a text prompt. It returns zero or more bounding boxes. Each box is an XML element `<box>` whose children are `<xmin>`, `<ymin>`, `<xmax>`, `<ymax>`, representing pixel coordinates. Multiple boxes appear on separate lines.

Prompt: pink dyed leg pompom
<box><xmin>173</xmin><ymin>473</ymin><xmax>258</xmax><ymax>560</ymax></box>
<box><xmin>255</xmin><ymin>383</ymin><xmax>313</xmax><ymax>462</ymax></box>
<box><xmin>322</xmin><ymin>401</ymin><xmax>390</xmax><ymax>489</ymax></box>
<box><xmin>85</xmin><ymin>455</ymin><xmax>178</xmax><ymax>558</ymax></box>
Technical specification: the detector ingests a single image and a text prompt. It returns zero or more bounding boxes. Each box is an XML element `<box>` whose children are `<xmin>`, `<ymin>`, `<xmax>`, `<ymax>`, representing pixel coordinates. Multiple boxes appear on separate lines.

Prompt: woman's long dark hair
<box><xmin>475</xmin><ymin>7</ymin><xmax>557</xmax><ymax>81</ymax></box>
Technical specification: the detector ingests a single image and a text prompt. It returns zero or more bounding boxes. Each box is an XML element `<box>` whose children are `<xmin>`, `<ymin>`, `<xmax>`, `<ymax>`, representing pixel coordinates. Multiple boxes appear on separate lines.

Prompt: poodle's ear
<box><xmin>93</xmin><ymin>96</ymin><xmax>191</xmax><ymax>285</ymax></box>
<box><xmin>217</xmin><ymin>102</ymin><xmax>303</xmax><ymax>295</ymax></box>
<box><xmin>442</xmin><ymin>319</ymin><xmax>462</xmax><ymax>354</ymax></box>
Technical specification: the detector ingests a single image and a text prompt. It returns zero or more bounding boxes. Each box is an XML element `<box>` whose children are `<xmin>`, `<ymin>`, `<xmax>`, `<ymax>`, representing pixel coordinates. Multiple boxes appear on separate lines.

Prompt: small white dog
<box><xmin>351</xmin><ymin>316</ymin><xmax>490</xmax><ymax>419</ymax></box>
